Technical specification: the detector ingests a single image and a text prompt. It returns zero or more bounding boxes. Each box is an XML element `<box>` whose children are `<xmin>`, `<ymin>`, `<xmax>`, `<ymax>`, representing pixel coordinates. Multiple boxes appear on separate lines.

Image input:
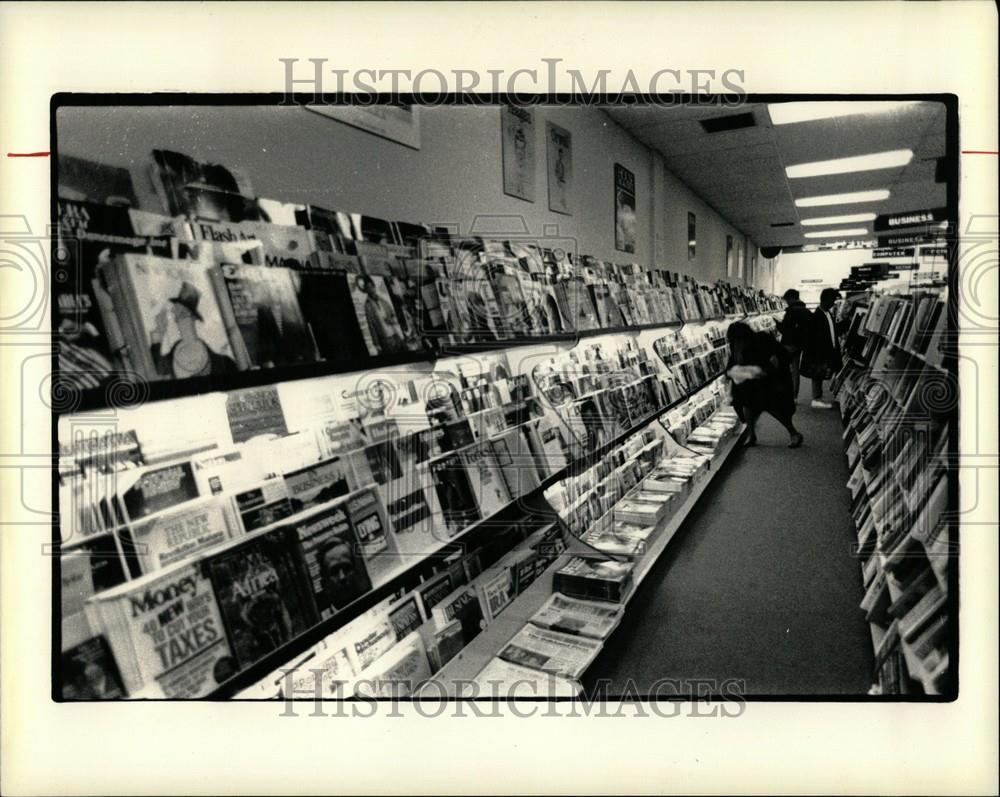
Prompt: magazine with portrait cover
<box><xmin>103</xmin><ymin>253</ymin><xmax>238</xmax><ymax>382</ymax></box>
<box><xmin>84</xmin><ymin>560</ymin><xmax>237</xmax><ymax>698</ymax></box>
<box><xmin>281</xmin><ymin>500</ymin><xmax>373</xmax><ymax>620</ymax></box>
<box><xmin>210</xmin><ymin>263</ymin><xmax>317</xmax><ymax>369</ymax></box>
<box><xmin>205</xmin><ymin>528</ymin><xmax>318</xmax><ymax>671</ymax></box>
<box><xmin>347</xmin><ymin>273</ymin><xmax>410</xmax><ymax>357</ymax></box>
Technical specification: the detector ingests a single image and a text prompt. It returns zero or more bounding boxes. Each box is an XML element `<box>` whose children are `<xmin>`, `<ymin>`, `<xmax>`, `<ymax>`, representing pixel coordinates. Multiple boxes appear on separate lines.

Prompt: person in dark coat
<box><xmin>802</xmin><ymin>288</ymin><xmax>846</xmax><ymax>408</ymax></box>
<box><xmin>725</xmin><ymin>321</ymin><xmax>803</xmax><ymax>448</ymax></box>
<box><xmin>776</xmin><ymin>288</ymin><xmax>812</xmax><ymax>399</ymax></box>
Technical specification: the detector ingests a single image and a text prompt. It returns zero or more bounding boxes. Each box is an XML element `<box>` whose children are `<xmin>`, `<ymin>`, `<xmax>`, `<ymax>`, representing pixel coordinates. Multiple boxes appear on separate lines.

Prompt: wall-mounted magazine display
<box><xmin>54</xmin><ymin>145</ymin><xmax>786</xmax><ymax>700</ymax></box>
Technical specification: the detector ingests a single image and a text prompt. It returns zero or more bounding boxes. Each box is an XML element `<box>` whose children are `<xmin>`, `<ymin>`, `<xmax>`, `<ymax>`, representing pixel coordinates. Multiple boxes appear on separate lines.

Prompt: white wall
<box><xmin>57</xmin><ymin>104</ymin><xmax>764</xmax><ymax>286</ymax></box>
<box><xmin>773</xmin><ymin>248</ymin><xmax>918</xmax><ymax>305</ymax></box>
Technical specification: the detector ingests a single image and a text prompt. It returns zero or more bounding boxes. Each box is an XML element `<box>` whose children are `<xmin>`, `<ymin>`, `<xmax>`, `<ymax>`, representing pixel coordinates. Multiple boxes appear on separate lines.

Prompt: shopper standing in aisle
<box><xmin>802</xmin><ymin>288</ymin><xmax>844</xmax><ymax>409</ymax></box>
<box><xmin>725</xmin><ymin>321</ymin><xmax>804</xmax><ymax>448</ymax></box>
<box><xmin>775</xmin><ymin>288</ymin><xmax>812</xmax><ymax>400</ymax></box>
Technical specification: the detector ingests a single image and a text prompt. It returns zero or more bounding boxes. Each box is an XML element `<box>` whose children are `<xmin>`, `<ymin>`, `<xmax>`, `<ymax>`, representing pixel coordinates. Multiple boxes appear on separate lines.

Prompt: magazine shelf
<box><xmin>834</xmin><ymin>290</ymin><xmax>953</xmax><ymax>697</ymax></box>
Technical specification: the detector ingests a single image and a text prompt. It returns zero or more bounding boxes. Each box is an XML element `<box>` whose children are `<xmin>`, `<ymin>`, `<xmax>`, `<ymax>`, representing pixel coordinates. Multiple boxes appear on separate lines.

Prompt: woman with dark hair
<box><xmin>725</xmin><ymin>321</ymin><xmax>804</xmax><ymax>448</ymax></box>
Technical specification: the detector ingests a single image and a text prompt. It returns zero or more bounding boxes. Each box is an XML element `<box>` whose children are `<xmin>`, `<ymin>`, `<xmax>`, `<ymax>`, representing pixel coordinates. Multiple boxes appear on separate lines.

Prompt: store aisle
<box><xmin>585</xmin><ymin>402</ymin><xmax>874</xmax><ymax>696</ymax></box>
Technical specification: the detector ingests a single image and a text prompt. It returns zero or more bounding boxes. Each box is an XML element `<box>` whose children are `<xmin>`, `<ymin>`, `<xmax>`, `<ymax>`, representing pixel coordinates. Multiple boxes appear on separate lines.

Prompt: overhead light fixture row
<box><xmin>768</xmin><ymin>101</ymin><xmax>922</xmax><ymax>126</ymax></box>
<box><xmin>801</xmin><ymin>212</ymin><xmax>877</xmax><ymax>226</ymax></box>
<box><xmin>794</xmin><ymin>189</ymin><xmax>891</xmax><ymax>207</ymax></box>
<box><xmin>786</xmin><ymin>149</ymin><xmax>913</xmax><ymax>179</ymax></box>
<box><xmin>803</xmin><ymin>228</ymin><xmax>869</xmax><ymax>238</ymax></box>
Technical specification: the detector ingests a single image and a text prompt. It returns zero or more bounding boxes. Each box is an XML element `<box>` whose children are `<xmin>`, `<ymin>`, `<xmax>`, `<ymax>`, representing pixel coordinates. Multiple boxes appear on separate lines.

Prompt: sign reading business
<box><xmin>874</xmin><ymin>207</ymin><xmax>949</xmax><ymax>232</ymax></box>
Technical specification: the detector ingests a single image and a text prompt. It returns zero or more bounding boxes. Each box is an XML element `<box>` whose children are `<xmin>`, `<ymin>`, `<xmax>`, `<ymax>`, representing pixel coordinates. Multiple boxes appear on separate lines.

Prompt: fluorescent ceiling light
<box><xmin>801</xmin><ymin>212</ymin><xmax>876</xmax><ymax>226</ymax></box>
<box><xmin>795</xmin><ymin>189</ymin><xmax>890</xmax><ymax>207</ymax></box>
<box><xmin>786</xmin><ymin>149</ymin><xmax>913</xmax><ymax>179</ymax></box>
<box><xmin>803</xmin><ymin>228</ymin><xmax>868</xmax><ymax>238</ymax></box>
<box><xmin>769</xmin><ymin>101</ymin><xmax>921</xmax><ymax>126</ymax></box>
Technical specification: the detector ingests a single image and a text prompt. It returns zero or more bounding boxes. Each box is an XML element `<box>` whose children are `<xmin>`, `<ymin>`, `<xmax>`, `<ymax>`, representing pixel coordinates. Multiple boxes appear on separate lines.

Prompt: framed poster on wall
<box><xmin>306</xmin><ymin>105</ymin><xmax>421</xmax><ymax>150</ymax></box>
<box><xmin>614</xmin><ymin>163</ymin><xmax>636</xmax><ymax>253</ymax></box>
<box><xmin>546</xmin><ymin>121</ymin><xmax>572</xmax><ymax>215</ymax></box>
<box><xmin>726</xmin><ymin>235</ymin><xmax>734</xmax><ymax>277</ymax></box>
<box><xmin>501</xmin><ymin>106</ymin><xmax>535</xmax><ymax>202</ymax></box>
<box><xmin>687</xmin><ymin>212</ymin><xmax>696</xmax><ymax>260</ymax></box>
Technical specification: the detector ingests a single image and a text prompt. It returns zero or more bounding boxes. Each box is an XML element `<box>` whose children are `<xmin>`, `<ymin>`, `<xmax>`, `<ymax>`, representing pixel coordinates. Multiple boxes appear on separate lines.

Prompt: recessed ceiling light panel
<box><xmin>801</xmin><ymin>213</ymin><xmax>876</xmax><ymax>226</ymax></box>
<box><xmin>768</xmin><ymin>101</ymin><xmax>922</xmax><ymax>126</ymax></box>
<box><xmin>786</xmin><ymin>149</ymin><xmax>913</xmax><ymax>179</ymax></box>
<box><xmin>795</xmin><ymin>189</ymin><xmax>890</xmax><ymax>207</ymax></box>
<box><xmin>803</xmin><ymin>228</ymin><xmax>868</xmax><ymax>238</ymax></box>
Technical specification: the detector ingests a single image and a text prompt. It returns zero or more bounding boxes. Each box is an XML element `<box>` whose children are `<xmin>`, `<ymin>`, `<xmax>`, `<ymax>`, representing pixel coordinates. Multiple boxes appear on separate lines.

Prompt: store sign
<box><xmin>872</xmin><ymin>247</ymin><xmax>914</xmax><ymax>259</ymax></box>
<box><xmin>874</xmin><ymin>207</ymin><xmax>948</xmax><ymax>232</ymax></box>
<box><xmin>800</xmin><ymin>278</ymin><xmax>826</xmax><ymax>284</ymax></box>
<box><xmin>920</xmin><ymin>245</ymin><xmax>948</xmax><ymax>259</ymax></box>
<box><xmin>877</xmin><ymin>230</ymin><xmax>944</xmax><ymax>248</ymax></box>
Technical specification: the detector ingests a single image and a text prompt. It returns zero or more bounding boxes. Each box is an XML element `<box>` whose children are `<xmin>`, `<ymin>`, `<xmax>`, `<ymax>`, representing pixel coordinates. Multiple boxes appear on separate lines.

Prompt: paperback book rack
<box><xmin>834</xmin><ymin>289</ymin><xmax>954</xmax><ymax>696</ymax></box>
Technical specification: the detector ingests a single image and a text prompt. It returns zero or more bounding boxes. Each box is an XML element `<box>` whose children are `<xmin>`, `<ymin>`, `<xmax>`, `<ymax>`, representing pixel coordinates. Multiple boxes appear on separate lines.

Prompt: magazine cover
<box><xmin>348</xmin><ymin>273</ymin><xmax>409</xmax><ymax>356</ymax></box>
<box><xmin>59</xmin><ymin>635</ymin><xmax>127</xmax><ymax>700</ymax></box>
<box><xmin>342</xmin><ymin>485</ymin><xmax>400</xmax><ymax>586</ymax></box>
<box><xmin>113</xmin><ymin>253</ymin><xmax>238</xmax><ymax>381</ymax></box>
<box><xmin>206</xmin><ymin>529</ymin><xmax>318</xmax><ymax>670</ymax></box>
<box><xmin>127</xmin><ymin>496</ymin><xmax>236</xmax><ymax>574</ymax></box>
<box><xmin>118</xmin><ymin>460</ymin><xmax>199</xmax><ymax>522</ymax></box>
<box><xmin>151</xmin><ymin>148</ymin><xmax>255</xmax><ymax>219</ymax></box>
<box><xmin>461</xmin><ymin>442</ymin><xmax>511</xmax><ymax>521</ymax></box>
<box><xmin>212</xmin><ymin>263</ymin><xmax>317</xmax><ymax>369</ymax></box>
<box><xmin>56</xmin><ymin>199</ymin><xmax>174</xmax><ymax>389</ymax></box>
<box><xmin>284</xmin><ymin>501</ymin><xmax>373</xmax><ymax>620</ymax></box>
<box><xmin>289</xmin><ymin>269</ymin><xmax>370</xmax><ymax>361</ymax></box>
<box><xmin>241</xmin><ymin>220</ymin><xmax>316</xmax><ymax>269</ymax></box>
<box><xmin>85</xmin><ymin>561</ymin><xmax>237</xmax><ymax>697</ymax></box>
<box><xmin>388</xmin><ymin>596</ymin><xmax>424</xmax><ymax>642</ymax></box>
<box><xmin>353</xmin><ymin>632</ymin><xmax>432</xmax><ymax>698</ymax></box>
<box><xmin>230</xmin><ymin>477</ymin><xmax>295</xmax><ymax>533</ymax></box>
<box><xmin>429</xmin><ymin>451</ymin><xmax>481</xmax><ymax>535</ymax></box>
<box><xmin>283</xmin><ymin>456</ymin><xmax>353</xmax><ymax>516</ymax></box>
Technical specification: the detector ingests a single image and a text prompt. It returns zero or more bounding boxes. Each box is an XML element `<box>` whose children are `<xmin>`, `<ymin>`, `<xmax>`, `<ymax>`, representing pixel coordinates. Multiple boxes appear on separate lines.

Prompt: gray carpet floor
<box><xmin>584</xmin><ymin>401</ymin><xmax>874</xmax><ymax>696</ymax></box>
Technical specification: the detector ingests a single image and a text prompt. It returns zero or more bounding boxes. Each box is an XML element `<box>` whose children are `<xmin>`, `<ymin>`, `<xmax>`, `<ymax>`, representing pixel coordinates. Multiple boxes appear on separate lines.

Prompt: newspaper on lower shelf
<box><xmin>529</xmin><ymin>592</ymin><xmax>624</xmax><ymax>640</ymax></box>
<box><xmin>497</xmin><ymin>623</ymin><xmax>603</xmax><ymax>680</ymax></box>
<box><xmin>471</xmin><ymin>657</ymin><xmax>582</xmax><ymax>698</ymax></box>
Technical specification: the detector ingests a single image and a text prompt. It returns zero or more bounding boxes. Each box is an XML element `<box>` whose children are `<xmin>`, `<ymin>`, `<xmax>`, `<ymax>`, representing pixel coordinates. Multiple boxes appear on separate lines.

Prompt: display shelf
<box><xmin>205</xmin><ymin>365</ymin><xmax>736</xmax><ymax>698</ymax></box>
<box><xmin>64</xmin><ymin>316</ymin><xmax>747</xmax><ymax>414</ymax></box>
<box><xmin>427</xmin><ymin>424</ymin><xmax>746</xmax><ymax>696</ymax></box>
